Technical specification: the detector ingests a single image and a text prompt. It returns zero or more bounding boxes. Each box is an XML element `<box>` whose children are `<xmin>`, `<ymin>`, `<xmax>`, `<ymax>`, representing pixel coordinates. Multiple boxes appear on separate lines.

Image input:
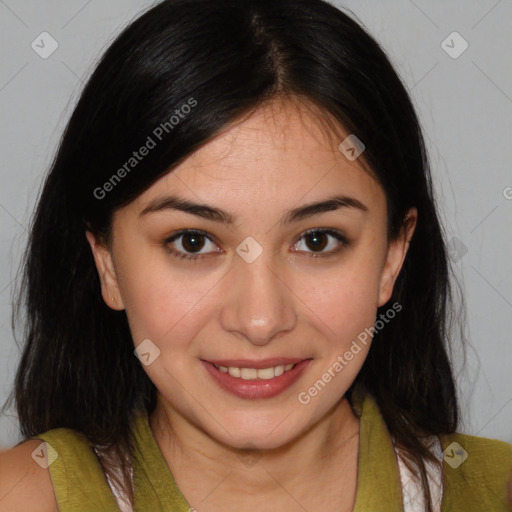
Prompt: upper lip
<box><xmin>204</xmin><ymin>357</ymin><xmax>310</xmax><ymax>369</ymax></box>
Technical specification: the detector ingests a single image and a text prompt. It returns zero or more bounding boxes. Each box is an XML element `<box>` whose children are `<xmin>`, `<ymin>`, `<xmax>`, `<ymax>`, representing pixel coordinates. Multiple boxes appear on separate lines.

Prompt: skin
<box><xmin>86</xmin><ymin>98</ymin><xmax>417</xmax><ymax>511</ymax></box>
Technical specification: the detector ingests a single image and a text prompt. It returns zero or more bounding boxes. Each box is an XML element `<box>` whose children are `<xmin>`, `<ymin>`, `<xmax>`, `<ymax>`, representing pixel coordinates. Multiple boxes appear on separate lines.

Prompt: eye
<box><xmin>292</xmin><ymin>228</ymin><xmax>349</xmax><ymax>258</ymax></box>
<box><xmin>164</xmin><ymin>230</ymin><xmax>220</xmax><ymax>261</ymax></box>
<box><xmin>163</xmin><ymin>228</ymin><xmax>349</xmax><ymax>262</ymax></box>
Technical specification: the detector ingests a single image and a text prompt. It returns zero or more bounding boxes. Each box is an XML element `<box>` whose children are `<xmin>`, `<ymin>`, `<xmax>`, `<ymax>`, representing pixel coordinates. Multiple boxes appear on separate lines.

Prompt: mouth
<box><xmin>200</xmin><ymin>358</ymin><xmax>312</xmax><ymax>399</ymax></box>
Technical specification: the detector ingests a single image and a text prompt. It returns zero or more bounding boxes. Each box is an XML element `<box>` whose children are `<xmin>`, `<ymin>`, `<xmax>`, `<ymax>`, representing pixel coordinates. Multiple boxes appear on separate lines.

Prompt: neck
<box><xmin>149</xmin><ymin>394</ymin><xmax>360</xmax><ymax>497</ymax></box>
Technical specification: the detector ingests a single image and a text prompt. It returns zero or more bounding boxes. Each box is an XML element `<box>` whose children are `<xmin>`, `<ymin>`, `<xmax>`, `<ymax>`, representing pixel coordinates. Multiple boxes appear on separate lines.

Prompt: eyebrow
<box><xmin>139</xmin><ymin>194</ymin><xmax>368</xmax><ymax>226</ymax></box>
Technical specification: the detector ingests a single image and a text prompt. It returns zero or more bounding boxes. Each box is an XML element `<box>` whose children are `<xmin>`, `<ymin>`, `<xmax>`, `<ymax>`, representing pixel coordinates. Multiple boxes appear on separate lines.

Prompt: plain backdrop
<box><xmin>1</xmin><ymin>0</ymin><xmax>511</xmax><ymax>448</ymax></box>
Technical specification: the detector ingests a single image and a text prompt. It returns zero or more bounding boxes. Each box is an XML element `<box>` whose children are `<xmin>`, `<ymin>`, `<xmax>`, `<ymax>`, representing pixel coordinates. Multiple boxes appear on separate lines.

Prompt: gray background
<box><xmin>1</xmin><ymin>0</ymin><xmax>511</xmax><ymax>448</ymax></box>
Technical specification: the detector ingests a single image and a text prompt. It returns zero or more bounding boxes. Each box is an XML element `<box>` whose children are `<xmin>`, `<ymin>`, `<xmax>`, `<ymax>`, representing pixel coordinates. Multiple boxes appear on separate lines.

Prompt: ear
<box><xmin>377</xmin><ymin>207</ymin><xmax>417</xmax><ymax>307</ymax></box>
<box><xmin>85</xmin><ymin>231</ymin><xmax>125</xmax><ymax>310</ymax></box>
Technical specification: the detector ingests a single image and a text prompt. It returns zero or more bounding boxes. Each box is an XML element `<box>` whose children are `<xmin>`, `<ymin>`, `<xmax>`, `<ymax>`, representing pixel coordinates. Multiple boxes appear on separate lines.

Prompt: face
<box><xmin>86</xmin><ymin>99</ymin><xmax>416</xmax><ymax>450</ymax></box>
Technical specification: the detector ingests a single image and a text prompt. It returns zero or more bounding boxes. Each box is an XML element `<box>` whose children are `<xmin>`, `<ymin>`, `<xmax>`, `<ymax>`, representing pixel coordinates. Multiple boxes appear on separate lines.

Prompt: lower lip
<box><xmin>201</xmin><ymin>359</ymin><xmax>312</xmax><ymax>399</ymax></box>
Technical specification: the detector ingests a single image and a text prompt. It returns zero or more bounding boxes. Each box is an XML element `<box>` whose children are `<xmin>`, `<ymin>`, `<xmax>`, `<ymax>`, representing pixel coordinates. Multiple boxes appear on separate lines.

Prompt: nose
<box><xmin>220</xmin><ymin>253</ymin><xmax>297</xmax><ymax>346</ymax></box>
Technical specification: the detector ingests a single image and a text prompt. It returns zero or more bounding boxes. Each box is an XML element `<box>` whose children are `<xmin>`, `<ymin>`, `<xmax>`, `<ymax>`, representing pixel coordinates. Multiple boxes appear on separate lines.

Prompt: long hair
<box><xmin>4</xmin><ymin>0</ymin><xmax>464</xmax><ymax>509</ymax></box>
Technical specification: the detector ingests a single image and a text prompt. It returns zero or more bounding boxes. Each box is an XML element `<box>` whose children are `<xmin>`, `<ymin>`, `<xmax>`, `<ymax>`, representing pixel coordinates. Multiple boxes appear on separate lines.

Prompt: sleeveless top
<box><xmin>30</xmin><ymin>388</ymin><xmax>512</xmax><ymax>511</ymax></box>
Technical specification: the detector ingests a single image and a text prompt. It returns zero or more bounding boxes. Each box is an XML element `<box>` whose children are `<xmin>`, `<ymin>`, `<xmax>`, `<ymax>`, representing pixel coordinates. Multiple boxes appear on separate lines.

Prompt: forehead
<box><xmin>128</xmin><ymin>98</ymin><xmax>384</xmax><ymax>219</ymax></box>
<box><xmin>180</xmin><ymin>99</ymin><xmax>364</xmax><ymax>177</ymax></box>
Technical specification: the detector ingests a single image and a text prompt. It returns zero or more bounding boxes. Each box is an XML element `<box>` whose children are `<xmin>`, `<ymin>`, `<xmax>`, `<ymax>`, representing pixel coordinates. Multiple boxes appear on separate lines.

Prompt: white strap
<box><xmin>394</xmin><ymin>436</ymin><xmax>444</xmax><ymax>512</ymax></box>
<box><xmin>103</xmin><ymin>470</ymin><xmax>133</xmax><ymax>512</ymax></box>
<box><xmin>92</xmin><ymin>446</ymin><xmax>134</xmax><ymax>512</ymax></box>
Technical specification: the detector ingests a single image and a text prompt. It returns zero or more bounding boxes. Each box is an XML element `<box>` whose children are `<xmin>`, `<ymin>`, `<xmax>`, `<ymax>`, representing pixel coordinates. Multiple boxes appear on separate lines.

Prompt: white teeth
<box><xmin>215</xmin><ymin>363</ymin><xmax>297</xmax><ymax>379</ymax></box>
<box><xmin>228</xmin><ymin>367</ymin><xmax>241</xmax><ymax>378</ymax></box>
<box><xmin>240</xmin><ymin>368</ymin><xmax>258</xmax><ymax>380</ymax></box>
<box><xmin>256</xmin><ymin>367</ymin><xmax>275</xmax><ymax>380</ymax></box>
<box><xmin>274</xmin><ymin>365</ymin><xmax>284</xmax><ymax>377</ymax></box>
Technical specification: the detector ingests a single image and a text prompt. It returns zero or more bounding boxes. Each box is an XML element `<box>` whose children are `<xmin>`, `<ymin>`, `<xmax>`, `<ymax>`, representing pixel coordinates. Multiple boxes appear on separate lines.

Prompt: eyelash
<box><xmin>163</xmin><ymin>228</ymin><xmax>349</xmax><ymax>262</ymax></box>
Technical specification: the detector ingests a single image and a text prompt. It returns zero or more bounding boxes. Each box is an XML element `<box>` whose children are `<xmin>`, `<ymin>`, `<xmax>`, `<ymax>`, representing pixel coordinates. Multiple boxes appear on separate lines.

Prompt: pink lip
<box><xmin>200</xmin><ymin>359</ymin><xmax>312</xmax><ymax>399</ymax></box>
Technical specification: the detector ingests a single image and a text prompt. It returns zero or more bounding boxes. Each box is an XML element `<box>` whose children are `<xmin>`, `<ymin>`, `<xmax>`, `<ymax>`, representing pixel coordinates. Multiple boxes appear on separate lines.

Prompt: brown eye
<box><xmin>293</xmin><ymin>229</ymin><xmax>349</xmax><ymax>258</ymax></box>
<box><xmin>163</xmin><ymin>228</ymin><xmax>349</xmax><ymax>263</ymax></box>
<box><xmin>180</xmin><ymin>232</ymin><xmax>207</xmax><ymax>252</ymax></box>
<box><xmin>304</xmin><ymin>231</ymin><xmax>329</xmax><ymax>251</ymax></box>
<box><xmin>164</xmin><ymin>230</ymin><xmax>219</xmax><ymax>261</ymax></box>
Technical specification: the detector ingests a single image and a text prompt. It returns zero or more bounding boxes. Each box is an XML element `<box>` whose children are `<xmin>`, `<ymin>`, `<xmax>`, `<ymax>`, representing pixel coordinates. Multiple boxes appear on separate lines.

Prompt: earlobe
<box><xmin>85</xmin><ymin>231</ymin><xmax>125</xmax><ymax>310</ymax></box>
<box><xmin>377</xmin><ymin>208</ymin><xmax>417</xmax><ymax>307</ymax></box>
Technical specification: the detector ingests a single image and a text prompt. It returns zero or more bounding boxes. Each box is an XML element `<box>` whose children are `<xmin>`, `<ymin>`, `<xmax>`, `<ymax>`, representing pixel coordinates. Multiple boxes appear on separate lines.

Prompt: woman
<box><xmin>1</xmin><ymin>0</ymin><xmax>511</xmax><ymax>510</ymax></box>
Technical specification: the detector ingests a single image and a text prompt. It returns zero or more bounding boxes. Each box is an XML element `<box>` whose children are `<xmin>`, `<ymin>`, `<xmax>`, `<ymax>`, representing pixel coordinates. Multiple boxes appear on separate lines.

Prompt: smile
<box><xmin>201</xmin><ymin>358</ymin><xmax>312</xmax><ymax>399</ymax></box>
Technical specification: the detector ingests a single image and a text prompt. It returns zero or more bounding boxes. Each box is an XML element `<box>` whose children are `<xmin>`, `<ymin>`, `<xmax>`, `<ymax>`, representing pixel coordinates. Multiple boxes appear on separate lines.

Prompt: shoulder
<box><xmin>0</xmin><ymin>439</ymin><xmax>57</xmax><ymax>512</ymax></box>
<box><xmin>440</xmin><ymin>432</ymin><xmax>512</xmax><ymax>508</ymax></box>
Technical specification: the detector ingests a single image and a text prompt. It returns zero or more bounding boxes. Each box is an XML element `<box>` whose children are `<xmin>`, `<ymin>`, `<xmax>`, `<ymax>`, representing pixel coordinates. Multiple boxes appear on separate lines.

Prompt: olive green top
<box><xmin>31</xmin><ymin>389</ymin><xmax>512</xmax><ymax>511</ymax></box>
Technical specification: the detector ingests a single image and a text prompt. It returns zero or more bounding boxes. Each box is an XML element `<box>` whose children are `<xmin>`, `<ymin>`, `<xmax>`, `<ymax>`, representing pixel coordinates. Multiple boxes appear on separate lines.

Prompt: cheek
<box><xmin>117</xmin><ymin>252</ymin><xmax>219</xmax><ymax>348</ymax></box>
<box><xmin>301</xmin><ymin>274</ymin><xmax>379</xmax><ymax>349</ymax></box>
<box><xmin>299</xmin><ymin>250</ymin><xmax>384</xmax><ymax>338</ymax></box>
